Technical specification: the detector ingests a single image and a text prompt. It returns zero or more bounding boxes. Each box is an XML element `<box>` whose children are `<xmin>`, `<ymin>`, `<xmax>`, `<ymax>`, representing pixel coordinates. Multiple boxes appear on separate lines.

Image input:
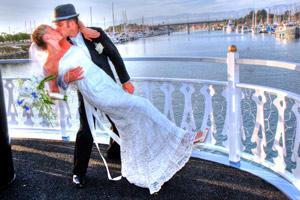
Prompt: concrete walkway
<box><xmin>0</xmin><ymin>138</ymin><xmax>288</xmax><ymax>200</ymax></box>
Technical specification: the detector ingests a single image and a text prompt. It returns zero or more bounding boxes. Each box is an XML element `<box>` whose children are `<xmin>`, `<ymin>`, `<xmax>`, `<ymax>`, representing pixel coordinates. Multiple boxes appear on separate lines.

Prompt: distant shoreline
<box><xmin>0</xmin><ymin>41</ymin><xmax>30</xmax><ymax>59</ymax></box>
<box><xmin>0</xmin><ymin>30</ymin><xmax>170</xmax><ymax>60</ymax></box>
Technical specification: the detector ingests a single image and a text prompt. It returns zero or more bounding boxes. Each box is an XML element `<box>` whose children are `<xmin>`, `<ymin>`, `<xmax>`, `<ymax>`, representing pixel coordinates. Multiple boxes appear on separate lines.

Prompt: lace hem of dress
<box><xmin>148</xmin><ymin>130</ymin><xmax>196</xmax><ymax>194</ymax></box>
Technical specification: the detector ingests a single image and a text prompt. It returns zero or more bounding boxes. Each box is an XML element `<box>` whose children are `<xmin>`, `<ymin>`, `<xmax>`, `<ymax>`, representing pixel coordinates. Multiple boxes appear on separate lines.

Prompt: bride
<box><xmin>31</xmin><ymin>24</ymin><xmax>205</xmax><ymax>194</ymax></box>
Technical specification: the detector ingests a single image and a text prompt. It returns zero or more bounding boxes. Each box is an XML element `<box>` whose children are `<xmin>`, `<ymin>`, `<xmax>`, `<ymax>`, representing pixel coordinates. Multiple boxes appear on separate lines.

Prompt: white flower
<box><xmin>16</xmin><ymin>75</ymin><xmax>62</xmax><ymax>126</ymax></box>
<box><xmin>23</xmin><ymin>96</ymin><xmax>34</xmax><ymax>106</ymax></box>
<box><xmin>94</xmin><ymin>42</ymin><xmax>104</xmax><ymax>54</ymax></box>
<box><xmin>22</xmin><ymin>80</ymin><xmax>34</xmax><ymax>93</ymax></box>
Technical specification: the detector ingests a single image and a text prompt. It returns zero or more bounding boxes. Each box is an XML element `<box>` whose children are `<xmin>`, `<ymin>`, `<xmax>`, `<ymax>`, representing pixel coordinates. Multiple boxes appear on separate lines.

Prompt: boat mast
<box><xmin>112</xmin><ymin>2</ymin><xmax>115</xmax><ymax>34</ymax></box>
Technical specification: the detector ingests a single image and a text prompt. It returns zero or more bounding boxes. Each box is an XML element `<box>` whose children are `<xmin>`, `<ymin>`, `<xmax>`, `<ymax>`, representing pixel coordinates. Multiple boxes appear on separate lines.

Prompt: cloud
<box><xmin>0</xmin><ymin>0</ymin><xmax>298</xmax><ymax>33</ymax></box>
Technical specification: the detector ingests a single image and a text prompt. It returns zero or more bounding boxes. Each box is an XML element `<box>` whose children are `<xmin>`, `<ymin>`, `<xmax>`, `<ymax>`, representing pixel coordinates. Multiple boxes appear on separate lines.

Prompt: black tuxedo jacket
<box><xmin>80</xmin><ymin>27</ymin><xmax>130</xmax><ymax>84</ymax></box>
<box><xmin>72</xmin><ymin>28</ymin><xmax>126</xmax><ymax>176</ymax></box>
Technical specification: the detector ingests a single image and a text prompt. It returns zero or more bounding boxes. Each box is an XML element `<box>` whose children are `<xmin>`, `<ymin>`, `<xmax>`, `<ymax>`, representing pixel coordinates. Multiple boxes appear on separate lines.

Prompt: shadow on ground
<box><xmin>0</xmin><ymin>138</ymin><xmax>288</xmax><ymax>200</ymax></box>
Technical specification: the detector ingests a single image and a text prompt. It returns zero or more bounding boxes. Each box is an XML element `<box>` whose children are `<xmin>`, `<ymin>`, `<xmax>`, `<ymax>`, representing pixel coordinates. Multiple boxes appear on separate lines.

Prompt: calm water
<box><xmin>117</xmin><ymin>30</ymin><xmax>300</xmax><ymax>93</ymax></box>
<box><xmin>2</xmin><ymin>30</ymin><xmax>300</xmax><ymax>93</ymax></box>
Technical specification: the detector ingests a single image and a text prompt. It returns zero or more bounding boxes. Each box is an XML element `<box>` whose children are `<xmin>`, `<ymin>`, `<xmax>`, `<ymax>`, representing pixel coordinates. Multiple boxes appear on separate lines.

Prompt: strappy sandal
<box><xmin>194</xmin><ymin>128</ymin><xmax>209</xmax><ymax>143</ymax></box>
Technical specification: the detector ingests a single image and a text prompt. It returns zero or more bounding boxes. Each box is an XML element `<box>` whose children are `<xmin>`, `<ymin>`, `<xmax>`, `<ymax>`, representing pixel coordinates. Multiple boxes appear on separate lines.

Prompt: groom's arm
<box><xmin>81</xmin><ymin>26</ymin><xmax>134</xmax><ymax>93</ymax></box>
<box><xmin>92</xmin><ymin>28</ymin><xmax>130</xmax><ymax>83</ymax></box>
<box><xmin>92</xmin><ymin>27</ymin><xmax>134</xmax><ymax>93</ymax></box>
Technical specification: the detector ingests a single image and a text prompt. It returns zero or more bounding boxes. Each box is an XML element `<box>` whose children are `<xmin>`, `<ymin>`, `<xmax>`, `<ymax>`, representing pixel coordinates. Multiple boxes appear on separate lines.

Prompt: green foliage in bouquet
<box><xmin>16</xmin><ymin>75</ymin><xmax>65</xmax><ymax>126</ymax></box>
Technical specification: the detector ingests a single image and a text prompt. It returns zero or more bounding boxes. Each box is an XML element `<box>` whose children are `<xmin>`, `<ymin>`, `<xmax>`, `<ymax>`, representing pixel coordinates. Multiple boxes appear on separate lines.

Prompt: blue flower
<box><xmin>17</xmin><ymin>99</ymin><xmax>24</xmax><ymax>105</ymax></box>
<box><xmin>31</xmin><ymin>92</ymin><xmax>38</xmax><ymax>98</ymax></box>
<box><xmin>24</xmin><ymin>106</ymin><xmax>30</xmax><ymax>111</ymax></box>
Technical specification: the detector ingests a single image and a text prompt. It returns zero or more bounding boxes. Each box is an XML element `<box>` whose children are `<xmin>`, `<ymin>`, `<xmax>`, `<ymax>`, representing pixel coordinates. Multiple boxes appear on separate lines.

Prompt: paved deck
<box><xmin>0</xmin><ymin>138</ymin><xmax>288</xmax><ymax>200</ymax></box>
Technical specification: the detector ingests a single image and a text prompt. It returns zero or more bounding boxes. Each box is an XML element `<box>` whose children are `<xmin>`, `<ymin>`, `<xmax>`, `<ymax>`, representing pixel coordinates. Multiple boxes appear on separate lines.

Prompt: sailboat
<box><xmin>275</xmin><ymin>9</ymin><xmax>299</xmax><ymax>40</ymax></box>
<box><xmin>225</xmin><ymin>20</ymin><xmax>234</xmax><ymax>33</ymax></box>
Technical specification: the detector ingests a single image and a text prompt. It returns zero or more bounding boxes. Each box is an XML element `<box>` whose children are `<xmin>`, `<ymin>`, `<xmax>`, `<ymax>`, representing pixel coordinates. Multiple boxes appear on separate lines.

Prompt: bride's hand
<box><xmin>79</xmin><ymin>20</ymin><xmax>100</xmax><ymax>41</ymax></box>
<box><xmin>64</xmin><ymin>66</ymin><xmax>84</xmax><ymax>84</ymax></box>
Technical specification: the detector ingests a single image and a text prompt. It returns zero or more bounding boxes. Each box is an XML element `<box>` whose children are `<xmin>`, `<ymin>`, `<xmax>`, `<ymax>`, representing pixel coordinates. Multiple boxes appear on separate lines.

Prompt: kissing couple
<box><xmin>31</xmin><ymin>4</ymin><xmax>206</xmax><ymax>194</ymax></box>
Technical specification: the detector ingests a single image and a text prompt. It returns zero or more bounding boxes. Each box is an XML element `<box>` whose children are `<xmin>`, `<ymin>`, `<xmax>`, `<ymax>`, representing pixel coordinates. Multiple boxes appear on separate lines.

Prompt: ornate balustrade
<box><xmin>1</xmin><ymin>45</ymin><xmax>300</xmax><ymax>199</ymax></box>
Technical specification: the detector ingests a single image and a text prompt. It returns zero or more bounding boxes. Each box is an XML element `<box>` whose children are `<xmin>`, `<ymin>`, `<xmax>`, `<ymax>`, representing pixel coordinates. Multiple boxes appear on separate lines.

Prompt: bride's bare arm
<box><xmin>78</xmin><ymin>20</ymin><xmax>100</xmax><ymax>41</ymax></box>
<box><xmin>43</xmin><ymin>60</ymin><xmax>60</xmax><ymax>92</ymax></box>
<box><xmin>48</xmin><ymin>79</ymin><xmax>60</xmax><ymax>93</ymax></box>
<box><xmin>44</xmin><ymin>66</ymin><xmax>83</xmax><ymax>101</ymax></box>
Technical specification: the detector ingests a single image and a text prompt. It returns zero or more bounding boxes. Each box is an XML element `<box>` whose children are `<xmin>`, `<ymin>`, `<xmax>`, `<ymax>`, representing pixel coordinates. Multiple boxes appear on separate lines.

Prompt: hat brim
<box><xmin>52</xmin><ymin>14</ymin><xmax>79</xmax><ymax>22</ymax></box>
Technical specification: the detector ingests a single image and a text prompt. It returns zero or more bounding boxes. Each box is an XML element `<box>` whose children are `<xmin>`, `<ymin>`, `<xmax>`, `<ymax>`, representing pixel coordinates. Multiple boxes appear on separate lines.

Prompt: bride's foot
<box><xmin>194</xmin><ymin>128</ymin><xmax>208</xmax><ymax>143</ymax></box>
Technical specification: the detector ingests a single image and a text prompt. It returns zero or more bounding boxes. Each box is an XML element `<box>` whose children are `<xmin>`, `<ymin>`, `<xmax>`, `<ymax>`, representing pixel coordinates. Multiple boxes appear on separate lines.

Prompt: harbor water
<box><xmin>2</xmin><ymin>30</ymin><xmax>300</xmax><ymax>93</ymax></box>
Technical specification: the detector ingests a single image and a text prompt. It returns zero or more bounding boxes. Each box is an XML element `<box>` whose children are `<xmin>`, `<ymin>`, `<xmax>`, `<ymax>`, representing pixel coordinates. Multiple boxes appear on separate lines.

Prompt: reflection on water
<box><xmin>1</xmin><ymin>62</ymin><xmax>41</xmax><ymax>78</ymax></box>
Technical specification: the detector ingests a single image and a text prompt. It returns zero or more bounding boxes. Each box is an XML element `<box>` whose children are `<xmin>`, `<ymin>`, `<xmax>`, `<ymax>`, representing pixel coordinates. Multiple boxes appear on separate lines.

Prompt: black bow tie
<box><xmin>67</xmin><ymin>38</ymin><xmax>74</xmax><ymax>45</ymax></box>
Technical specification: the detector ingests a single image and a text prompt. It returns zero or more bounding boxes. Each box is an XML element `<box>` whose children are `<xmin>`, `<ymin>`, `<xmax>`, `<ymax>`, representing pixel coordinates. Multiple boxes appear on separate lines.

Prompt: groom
<box><xmin>53</xmin><ymin>4</ymin><xmax>134</xmax><ymax>188</ymax></box>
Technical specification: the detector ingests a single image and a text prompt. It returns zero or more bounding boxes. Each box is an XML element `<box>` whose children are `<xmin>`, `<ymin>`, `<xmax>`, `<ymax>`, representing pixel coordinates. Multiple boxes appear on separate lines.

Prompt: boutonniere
<box><xmin>94</xmin><ymin>42</ymin><xmax>104</xmax><ymax>54</ymax></box>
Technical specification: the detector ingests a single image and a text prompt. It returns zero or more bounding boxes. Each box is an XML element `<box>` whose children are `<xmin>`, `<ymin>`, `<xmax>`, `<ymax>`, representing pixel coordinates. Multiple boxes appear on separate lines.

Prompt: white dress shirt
<box><xmin>70</xmin><ymin>32</ymin><xmax>91</xmax><ymax>59</ymax></box>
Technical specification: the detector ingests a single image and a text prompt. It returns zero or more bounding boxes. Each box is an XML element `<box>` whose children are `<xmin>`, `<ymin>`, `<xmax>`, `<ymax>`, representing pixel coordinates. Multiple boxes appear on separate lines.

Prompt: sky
<box><xmin>0</xmin><ymin>0</ymin><xmax>299</xmax><ymax>33</ymax></box>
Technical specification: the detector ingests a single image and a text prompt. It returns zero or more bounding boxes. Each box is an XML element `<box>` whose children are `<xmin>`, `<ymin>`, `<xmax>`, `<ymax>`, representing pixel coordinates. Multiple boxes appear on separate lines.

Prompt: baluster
<box><xmin>234</xmin><ymin>90</ymin><xmax>247</xmax><ymax>151</ymax></box>
<box><xmin>39</xmin><ymin>116</ymin><xmax>50</xmax><ymax>127</ymax></box>
<box><xmin>67</xmin><ymin>90</ymin><xmax>79</xmax><ymax>129</ymax></box>
<box><xmin>201</xmin><ymin>85</ymin><xmax>217</xmax><ymax>144</ymax></box>
<box><xmin>240</xmin><ymin>91</ymin><xmax>246</xmax><ymax>150</ymax></box>
<box><xmin>251</xmin><ymin>90</ymin><xmax>267</xmax><ymax>160</ymax></box>
<box><xmin>65</xmin><ymin>102</ymin><xmax>73</xmax><ymax>128</ymax></box>
<box><xmin>221</xmin><ymin>87</ymin><xmax>229</xmax><ymax>147</ymax></box>
<box><xmin>291</xmin><ymin>101</ymin><xmax>300</xmax><ymax>180</ymax></box>
<box><xmin>22</xmin><ymin>108</ymin><xmax>34</xmax><ymax>127</ymax></box>
<box><xmin>31</xmin><ymin>107</ymin><xmax>43</xmax><ymax>127</ymax></box>
<box><xmin>57</xmin><ymin>101</ymin><xmax>68</xmax><ymax>140</ymax></box>
<box><xmin>208</xmin><ymin>85</ymin><xmax>217</xmax><ymax>145</ymax></box>
<box><xmin>4</xmin><ymin>80</ymin><xmax>18</xmax><ymax>125</ymax></box>
<box><xmin>160</xmin><ymin>83</ymin><xmax>175</xmax><ymax>122</ymax></box>
<box><xmin>272</xmin><ymin>95</ymin><xmax>287</xmax><ymax>172</ymax></box>
<box><xmin>180</xmin><ymin>83</ymin><xmax>196</xmax><ymax>131</ymax></box>
<box><xmin>142</xmin><ymin>82</ymin><xmax>153</xmax><ymax>103</ymax></box>
<box><xmin>200</xmin><ymin>85</ymin><xmax>215</xmax><ymax>144</ymax></box>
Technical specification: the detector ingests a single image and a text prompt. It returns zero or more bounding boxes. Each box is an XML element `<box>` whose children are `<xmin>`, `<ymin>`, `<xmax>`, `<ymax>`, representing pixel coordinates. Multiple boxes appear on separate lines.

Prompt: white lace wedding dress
<box><xmin>58</xmin><ymin>46</ymin><xmax>196</xmax><ymax>194</ymax></box>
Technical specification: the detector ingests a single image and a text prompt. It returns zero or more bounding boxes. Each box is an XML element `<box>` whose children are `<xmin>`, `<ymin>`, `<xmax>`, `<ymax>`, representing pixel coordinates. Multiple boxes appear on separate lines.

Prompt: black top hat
<box><xmin>53</xmin><ymin>4</ymin><xmax>79</xmax><ymax>22</ymax></box>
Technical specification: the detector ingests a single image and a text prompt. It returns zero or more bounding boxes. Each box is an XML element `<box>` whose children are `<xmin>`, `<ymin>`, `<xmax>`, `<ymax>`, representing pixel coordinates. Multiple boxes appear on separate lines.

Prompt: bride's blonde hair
<box><xmin>32</xmin><ymin>24</ymin><xmax>48</xmax><ymax>50</ymax></box>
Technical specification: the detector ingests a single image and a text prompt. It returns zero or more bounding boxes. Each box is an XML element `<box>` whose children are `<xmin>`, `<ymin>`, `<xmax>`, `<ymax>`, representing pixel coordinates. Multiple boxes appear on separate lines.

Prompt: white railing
<box><xmin>2</xmin><ymin>45</ymin><xmax>300</xmax><ymax>199</ymax></box>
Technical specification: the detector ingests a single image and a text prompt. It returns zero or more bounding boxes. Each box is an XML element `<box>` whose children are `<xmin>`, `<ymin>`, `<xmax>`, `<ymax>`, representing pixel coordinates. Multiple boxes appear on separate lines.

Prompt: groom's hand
<box><xmin>64</xmin><ymin>66</ymin><xmax>84</xmax><ymax>84</ymax></box>
<box><xmin>122</xmin><ymin>81</ymin><xmax>135</xmax><ymax>94</ymax></box>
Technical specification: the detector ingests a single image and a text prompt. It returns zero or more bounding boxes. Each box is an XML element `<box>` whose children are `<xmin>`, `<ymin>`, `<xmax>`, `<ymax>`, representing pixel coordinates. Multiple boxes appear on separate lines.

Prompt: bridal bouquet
<box><xmin>16</xmin><ymin>75</ymin><xmax>67</xmax><ymax>125</ymax></box>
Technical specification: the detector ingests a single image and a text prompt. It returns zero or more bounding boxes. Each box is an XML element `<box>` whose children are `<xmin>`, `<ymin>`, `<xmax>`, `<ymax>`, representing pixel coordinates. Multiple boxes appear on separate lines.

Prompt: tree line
<box><xmin>0</xmin><ymin>32</ymin><xmax>31</xmax><ymax>43</ymax></box>
<box><xmin>238</xmin><ymin>9</ymin><xmax>300</xmax><ymax>25</ymax></box>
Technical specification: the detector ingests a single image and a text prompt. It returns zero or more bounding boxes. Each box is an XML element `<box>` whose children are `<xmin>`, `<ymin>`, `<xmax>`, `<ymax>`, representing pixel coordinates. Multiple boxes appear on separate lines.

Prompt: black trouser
<box><xmin>73</xmin><ymin>91</ymin><xmax>119</xmax><ymax>176</ymax></box>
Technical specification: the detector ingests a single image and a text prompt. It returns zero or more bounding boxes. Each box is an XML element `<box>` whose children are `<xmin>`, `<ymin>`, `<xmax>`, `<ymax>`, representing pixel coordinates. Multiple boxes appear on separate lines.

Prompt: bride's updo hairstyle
<box><xmin>32</xmin><ymin>24</ymin><xmax>48</xmax><ymax>50</ymax></box>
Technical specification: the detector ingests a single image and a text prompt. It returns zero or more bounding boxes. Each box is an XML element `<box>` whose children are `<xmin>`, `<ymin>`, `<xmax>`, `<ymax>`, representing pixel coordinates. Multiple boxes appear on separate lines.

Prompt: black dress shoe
<box><xmin>72</xmin><ymin>175</ymin><xmax>86</xmax><ymax>188</ymax></box>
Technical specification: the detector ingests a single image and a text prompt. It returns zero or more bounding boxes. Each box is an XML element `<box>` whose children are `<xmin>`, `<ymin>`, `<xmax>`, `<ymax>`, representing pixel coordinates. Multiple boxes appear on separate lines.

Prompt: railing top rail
<box><xmin>3</xmin><ymin>76</ymin><xmax>228</xmax><ymax>86</ymax></box>
<box><xmin>1</xmin><ymin>56</ymin><xmax>300</xmax><ymax>72</ymax></box>
<box><xmin>123</xmin><ymin>56</ymin><xmax>227</xmax><ymax>64</ymax></box>
<box><xmin>0</xmin><ymin>59</ymin><xmax>30</xmax><ymax>64</ymax></box>
<box><xmin>237</xmin><ymin>83</ymin><xmax>300</xmax><ymax>102</ymax></box>
<box><xmin>131</xmin><ymin>77</ymin><xmax>228</xmax><ymax>86</ymax></box>
<box><xmin>237</xmin><ymin>59</ymin><xmax>300</xmax><ymax>72</ymax></box>
<box><xmin>124</xmin><ymin>56</ymin><xmax>300</xmax><ymax>72</ymax></box>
